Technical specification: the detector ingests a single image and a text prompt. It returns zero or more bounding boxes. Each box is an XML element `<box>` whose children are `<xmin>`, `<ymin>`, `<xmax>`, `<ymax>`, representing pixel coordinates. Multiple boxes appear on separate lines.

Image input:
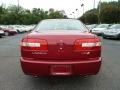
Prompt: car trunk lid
<box><xmin>21</xmin><ymin>30</ymin><xmax>101</xmax><ymax>60</ymax></box>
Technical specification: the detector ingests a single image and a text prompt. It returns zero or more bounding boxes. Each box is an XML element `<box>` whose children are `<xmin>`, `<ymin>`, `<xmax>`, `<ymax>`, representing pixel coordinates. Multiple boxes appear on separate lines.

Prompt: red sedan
<box><xmin>20</xmin><ymin>19</ymin><xmax>102</xmax><ymax>76</ymax></box>
<box><xmin>3</xmin><ymin>27</ymin><xmax>17</xmax><ymax>36</ymax></box>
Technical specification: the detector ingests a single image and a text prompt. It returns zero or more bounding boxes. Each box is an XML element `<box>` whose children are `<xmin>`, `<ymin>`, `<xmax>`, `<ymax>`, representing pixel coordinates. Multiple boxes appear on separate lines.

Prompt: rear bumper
<box><xmin>20</xmin><ymin>57</ymin><xmax>102</xmax><ymax>76</ymax></box>
<box><xmin>91</xmin><ymin>32</ymin><xmax>102</xmax><ymax>36</ymax></box>
<box><xmin>0</xmin><ymin>33</ymin><xmax>5</xmax><ymax>36</ymax></box>
<box><xmin>103</xmin><ymin>33</ymin><xmax>120</xmax><ymax>39</ymax></box>
<box><xmin>9</xmin><ymin>31</ymin><xmax>17</xmax><ymax>35</ymax></box>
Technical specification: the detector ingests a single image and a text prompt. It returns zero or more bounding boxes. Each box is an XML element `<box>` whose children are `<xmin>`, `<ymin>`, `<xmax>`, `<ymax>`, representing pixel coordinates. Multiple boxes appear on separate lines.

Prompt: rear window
<box><xmin>109</xmin><ymin>24</ymin><xmax>120</xmax><ymax>29</ymax></box>
<box><xmin>96</xmin><ymin>24</ymin><xmax>109</xmax><ymax>28</ymax></box>
<box><xmin>35</xmin><ymin>19</ymin><xmax>88</xmax><ymax>32</ymax></box>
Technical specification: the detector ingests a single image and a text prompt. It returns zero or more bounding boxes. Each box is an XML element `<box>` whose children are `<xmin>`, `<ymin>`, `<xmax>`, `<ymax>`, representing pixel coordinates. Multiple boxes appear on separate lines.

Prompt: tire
<box><xmin>103</xmin><ymin>36</ymin><xmax>107</xmax><ymax>39</ymax></box>
<box><xmin>117</xmin><ymin>34</ymin><xmax>120</xmax><ymax>39</ymax></box>
<box><xmin>102</xmin><ymin>34</ymin><xmax>107</xmax><ymax>39</ymax></box>
<box><xmin>103</xmin><ymin>35</ymin><xmax>107</xmax><ymax>39</ymax></box>
<box><xmin>4</xmin><ymin>32</ymin><xmax>9</xmax><ymax>36</ymax></box>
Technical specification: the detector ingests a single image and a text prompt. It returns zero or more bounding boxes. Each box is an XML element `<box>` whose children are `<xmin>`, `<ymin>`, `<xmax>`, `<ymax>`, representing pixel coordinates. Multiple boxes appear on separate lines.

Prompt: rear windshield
<box><xmin>35</xmin><ymin>19</ymin><xmax>88</xmax><ymax>32</ymax></box>
<box><xmin>96</xmin><ymin>24</ymin><xmax>109</xmax><ymax>28</ymax></box>
<box><xmin>109</xmin><ymin>24</ymin><xmax>120</xmax><ymax>29</ymax></box>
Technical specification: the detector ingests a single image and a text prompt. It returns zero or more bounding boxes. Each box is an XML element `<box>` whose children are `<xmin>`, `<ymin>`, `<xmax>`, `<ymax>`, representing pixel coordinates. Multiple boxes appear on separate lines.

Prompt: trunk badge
<box><xmin>57</xmin><ymin>40</ymin><xmax>64</xmax><ymax>52</ymax></box>
<box><xmin>57</xmin><ymin>40</ymin><xmax>64</xmax><ymax>46</ymax></box>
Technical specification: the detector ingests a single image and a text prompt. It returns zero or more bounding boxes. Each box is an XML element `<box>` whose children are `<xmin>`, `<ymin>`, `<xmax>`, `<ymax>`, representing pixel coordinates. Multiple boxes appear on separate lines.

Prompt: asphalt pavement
<box><xmin>0</xmin><ymin>34</ymin><xmax>120</xmax><ymax>90</ymax></box>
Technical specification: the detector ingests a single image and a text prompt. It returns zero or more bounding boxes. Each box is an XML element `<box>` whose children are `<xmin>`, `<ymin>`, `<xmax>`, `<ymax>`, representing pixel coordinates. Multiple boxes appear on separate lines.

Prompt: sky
<box><xmin>0</xmin><ymin>0</ymin><xmax>118</xmax><ymax>18</ymax></box>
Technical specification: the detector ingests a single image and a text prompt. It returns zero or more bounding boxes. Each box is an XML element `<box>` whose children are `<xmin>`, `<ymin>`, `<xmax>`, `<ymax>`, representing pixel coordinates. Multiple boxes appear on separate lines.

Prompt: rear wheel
<box><xmin>117</xmin><ymin>34</ymin><xmax>120</xmax><ymax>39</ymax></box>
<box><xmin>103</xmin><ymin>34</ymin><xmax>107</xmax><ymax>39</ymax></box>
<box><xmin>103</xmin><ymin>36</ymin><xmax>106</xmax><ymax>39</ymax></box>
<box><xmin>5</xmin><ymin>32</ymin><xmax>9</xmax><ymax>36</ymax></box>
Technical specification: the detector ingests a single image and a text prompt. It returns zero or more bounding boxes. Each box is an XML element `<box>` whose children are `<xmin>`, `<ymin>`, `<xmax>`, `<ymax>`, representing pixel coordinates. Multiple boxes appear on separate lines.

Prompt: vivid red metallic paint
<box><xmin>20</xmin><ymin>20</ymin><xmax>102</xmax><ymax>76</ymax></box>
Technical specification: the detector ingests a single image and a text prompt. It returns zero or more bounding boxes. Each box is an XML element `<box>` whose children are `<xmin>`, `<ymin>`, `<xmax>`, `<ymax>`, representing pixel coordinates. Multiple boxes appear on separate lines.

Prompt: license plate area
<box><xmin>51</xmin><ymin>65</ymin><xmax>71</xmax><ymax>75</ymax></box>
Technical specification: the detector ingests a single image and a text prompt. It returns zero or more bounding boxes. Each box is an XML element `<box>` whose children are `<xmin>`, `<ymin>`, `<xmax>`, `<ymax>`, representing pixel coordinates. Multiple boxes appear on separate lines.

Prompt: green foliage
<box><xmin>79</xmin><ymin>1</ymin><xmax>120</xmax><ymax>24</ymax></box>
<box><xmin>0</xmin><ymin>5</ymin><xmax>67</xmax><ymax>25</ymax></box>
<box><xmin>100</xmin><ymin>5</ymin><xmax>119</xmax><ymax>23</ymax></box>
<box><xmin>80</xmin><ymin>9</ymin><xmax>98</xmax><ymax>24</ymax></box>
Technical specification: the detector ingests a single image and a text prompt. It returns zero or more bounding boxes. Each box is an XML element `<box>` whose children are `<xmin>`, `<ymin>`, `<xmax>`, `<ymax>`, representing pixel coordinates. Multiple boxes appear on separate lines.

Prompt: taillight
<box><xmin>21</xmin><ymin>38</ymin><xmax>48</xmax><ymax>52</ymax></box>
<box><xmin>74</xmin><ymin>38</ymin><xmax>101</xmax><ymax>52</ymax></box>
<box><xmin>22</xmin><ymin>42</ymin><xmax>40</xmax><ymax>47</ymax></box>
<box><xmin>82</xmin><ymin>42</ymin><xmax>101</xmax><ymax>47</ymax></box>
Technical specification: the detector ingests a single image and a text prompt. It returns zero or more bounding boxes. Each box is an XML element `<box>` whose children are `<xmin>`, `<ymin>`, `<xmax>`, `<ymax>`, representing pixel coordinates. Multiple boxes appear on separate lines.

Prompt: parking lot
<box><xmin>0</xmin><ymin>34</ymin><xmax>120</xmax><ymax>90</ymax></box>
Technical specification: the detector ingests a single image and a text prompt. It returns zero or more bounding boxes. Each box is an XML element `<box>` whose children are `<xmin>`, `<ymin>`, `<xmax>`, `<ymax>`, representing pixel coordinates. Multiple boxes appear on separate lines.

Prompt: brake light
<box><xmin>21</xmin><ymin>38</ymin><xmax>48</xmax><ymax>51</ymax></box>
<box><xmin>82</xmin><ymin>42</ymin><xmax>101</xmax><ymax>47</ymax></box>
<box><xmin>74</xmin><ymin>38</ymin><xmax>101</xmax><ymax>52</ymax></box>
<box><xmin>22</xmin><ymin>42</ymin><xmax>40</xmax><ymax>47</ymax></box>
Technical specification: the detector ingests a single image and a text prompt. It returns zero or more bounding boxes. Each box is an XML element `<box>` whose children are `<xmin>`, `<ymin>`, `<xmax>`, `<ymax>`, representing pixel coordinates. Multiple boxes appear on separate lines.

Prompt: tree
<box><xmin>100</xmin><ymin>5</ymin><xmax>119</xmax><ymax>23</ymax></box>
<box><xmin>79</xmin><ymin>9</ymin><xmax>98</xmax><ymax>24</ymax></box>
<box><xmin>79</xmin><ymin>1</ymin><xmax>120</xmax><ymax>24</ymax></box>
<box><xmin>0</xmin><ymin>5</ymin><xmax>68</xmax><ymax>25</ymax></box>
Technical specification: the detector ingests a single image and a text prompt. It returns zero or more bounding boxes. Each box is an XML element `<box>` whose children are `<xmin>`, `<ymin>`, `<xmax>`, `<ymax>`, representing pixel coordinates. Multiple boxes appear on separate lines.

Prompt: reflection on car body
<box><xmin>20</xmin><ymin>19</ymin><xmax>102</xmax><ymax>76</ymax></box>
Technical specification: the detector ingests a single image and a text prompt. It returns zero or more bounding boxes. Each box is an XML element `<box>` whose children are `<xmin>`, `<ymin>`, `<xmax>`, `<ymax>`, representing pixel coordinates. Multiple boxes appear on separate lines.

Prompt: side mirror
<box><xmin>89</xmin><ymin>30</ymin><xmax>92</xmax><ymax>33</ymax></box>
